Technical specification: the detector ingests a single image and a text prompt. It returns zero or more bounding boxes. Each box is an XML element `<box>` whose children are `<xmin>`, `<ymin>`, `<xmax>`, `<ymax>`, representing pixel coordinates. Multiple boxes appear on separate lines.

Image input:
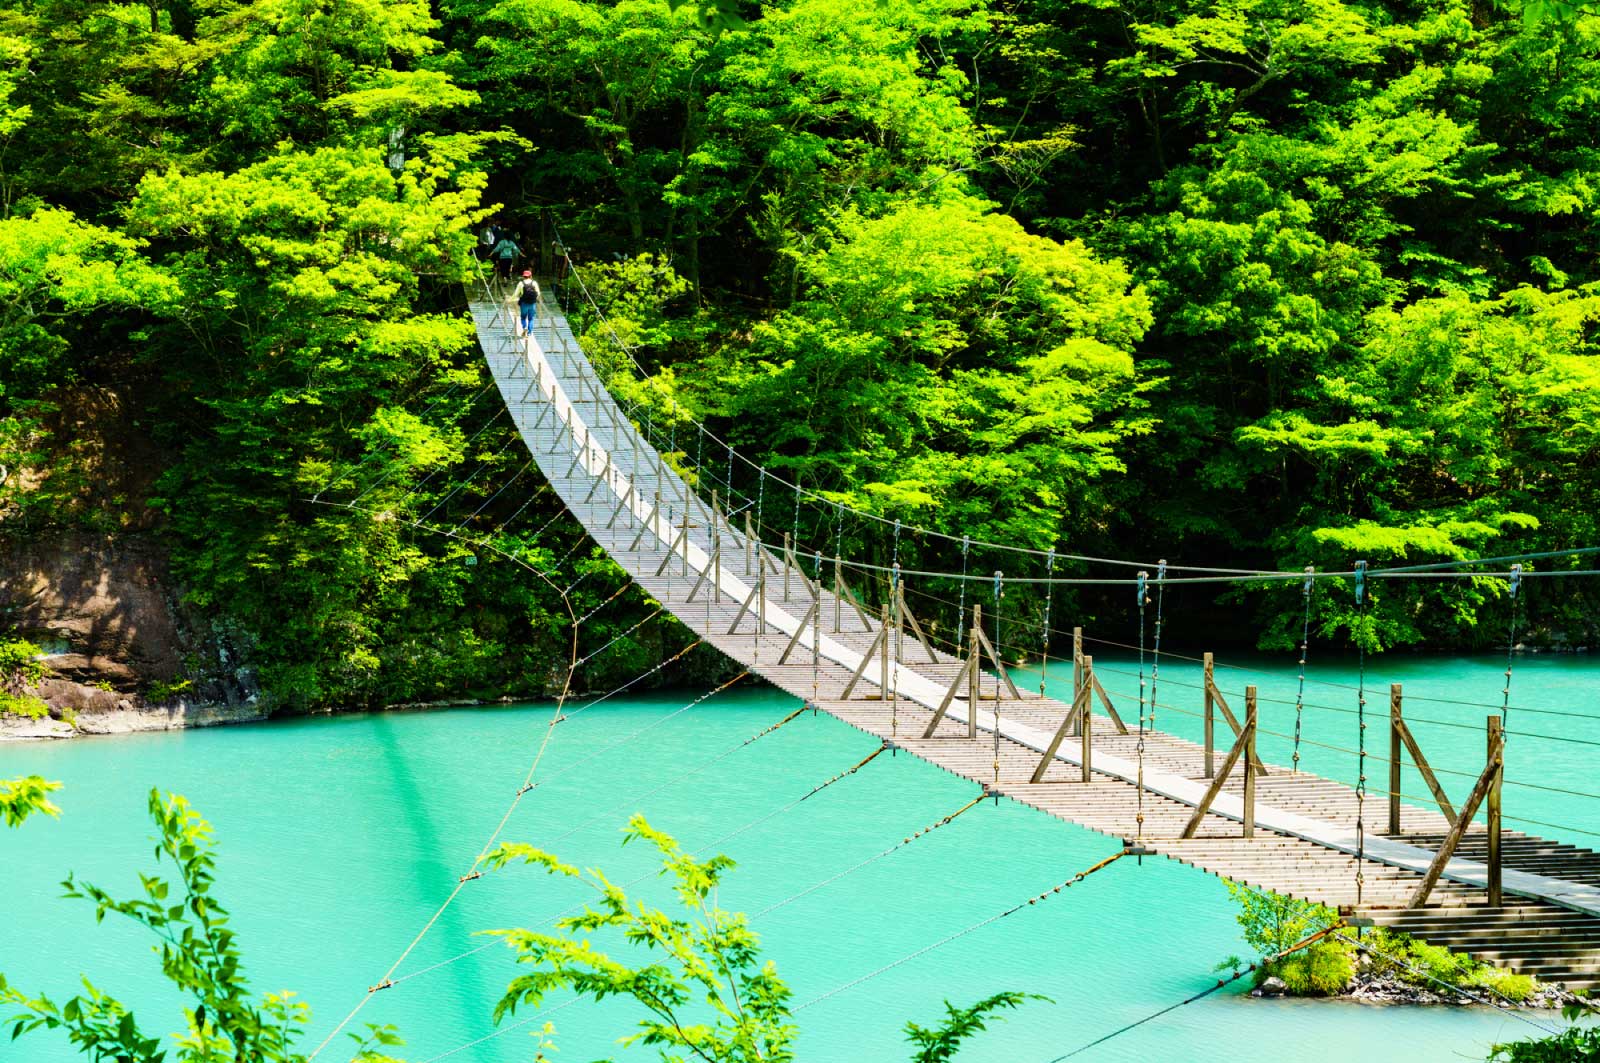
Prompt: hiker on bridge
<box><xmin>511</xmin><ymin>271</ymin><xmax>541</xmax><ymax>337</ymax></box>
<box><xmin>490</xmin><ymin>231</ymin><xmax>523</xmax><ymax>280</ymax></box>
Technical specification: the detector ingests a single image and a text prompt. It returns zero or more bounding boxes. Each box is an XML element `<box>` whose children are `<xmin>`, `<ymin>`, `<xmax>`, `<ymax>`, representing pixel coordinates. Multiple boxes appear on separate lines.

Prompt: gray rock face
<box><xmin>0</xmin><ymin>530</ymin><xmax>260</xmax><ymax>729</ymax></box>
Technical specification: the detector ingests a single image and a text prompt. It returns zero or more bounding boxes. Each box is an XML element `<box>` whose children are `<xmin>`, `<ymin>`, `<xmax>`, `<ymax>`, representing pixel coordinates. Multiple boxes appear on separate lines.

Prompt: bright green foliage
<box><xmin>904</xmin><ymin>992</ymin><xmax>1046</xmax><ymax>1062</ymax></box>
<box><xmin>1366</xmin><ymin>927</ymin><xmax>1540</xmax><ymax>1003</ymax></box>
<box><xmin>1273</xmin><ymin>942</ymin><xmax>1356</xmax><ymax>995</ymax></box>
<box><xmin>486</xmin><ymin>816</ymin><xmax>799</xmax><ymax>1062</ymax></box>
<box><xmin>0</xmin><ymin>790</ymin><xmax>409</xmax><ymax>1062</ymax></box>
<box><xmin>0</xmin><ymin>635</ymin><xmax>48</xmax><ymax>718</ymax></box>
<box><xmin>1492</xmin><ymin>999</ymin><xmax>1600</xmax><ymax>1062</ymax></box>
<box><xmin>677</xmin><ymin>195</ymin><xmax>1151</xmax><ymax>549</ymax></box>
<box><xmin>0</xmin><ymin>776</ymin><xmax>60</xmax><ymax>827</ymax></box>
<box><xmin>1223</xmin><ymin>879</ymin><xmax>1336</xmax><ymax>957</ymax></box>
<box><xmin>486</xmin><ymin>817</ymin><xmax>1032</xmax><ymax>1062</ymax></box>
<box><xmin>1220</xmin><ymin>880</ymin><xmax>1352</xmax><ymax>994</ymax></box>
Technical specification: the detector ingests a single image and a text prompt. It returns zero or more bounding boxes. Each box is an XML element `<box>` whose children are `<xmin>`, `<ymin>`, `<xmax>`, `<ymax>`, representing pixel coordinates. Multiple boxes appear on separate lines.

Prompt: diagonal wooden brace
<box><xmin>606</xmin><ymin>479</ymin><xmax>635</xmax><ymax>530</ymax></box>
<box><xmin>1396</xmin><ymin>717</ymin><xmax>1458</xmax><ymax>826</ymax></box>
<box><xmin>778</xmin><ymin>603</ymin><xmax>819</xmax><ymax>665</ymax></box>
<box><xmin>686</xmin><ymin>550</ymin><xmax>720</xmax><ymax>603</ymax></box>
<box><xmin>629</xmin><ymin>495</ymin><xmax>661</xmax><ymax>552</ymax></box>
<box><xmin>1406</xmin><ymin>730</ymin><xmax>1504</xmax><ymax>910</ymax></box>
<box><xmin>975</xmin><ymin>627</ymin><xmax>1023</xmax><ymax>700</ymax></box>
<box><xmin>920</xmin><ymin>653</ymin><xmax>977</xmax><ymax>739</ymax></box>
<box><xmin>1030</xmin><ymin>674</ymin><xmax>1092</xmax><ymax>782</ymax></box>
<box><xmin>833</xmin><ymin>570</ymin><xmax>875</xmax><ymax>632</ymax></box>
<box><xmin>840</xmin><ymin>623</ymin><xmax>890</xmax><ymax>700</ymax></box>
<box><xmin>1208</xmin><ymin>679</ymin><xmax>1268</xmax><ymax>775</ymax></box>
<box><xmin>1180</xmin><ymin>713</ymin><xmax>1255</xmax><ymax>838</ymax></box>
<box><xmin>1091</xmin><ymin>673</ymin><xmax>1131</xmax><ymax>735</ymax></box>
<box><xmin>898</xmin><ymin>592</ymin><xmax>940</xmax><ymax>665</ymax></box>
<box><xmin>584</xmin><ymin>452</ymin><xmax>612</xmax><ymax>503</ymax></box>
<box><xmin>654</xmin><ymin>523</ymin><xmax>688</xmax><ymax>577</ymax></box>
<box><xmin>727</xmin><ymin>574</ymin><xmax>765</xmax><ymax>635</ymax></box>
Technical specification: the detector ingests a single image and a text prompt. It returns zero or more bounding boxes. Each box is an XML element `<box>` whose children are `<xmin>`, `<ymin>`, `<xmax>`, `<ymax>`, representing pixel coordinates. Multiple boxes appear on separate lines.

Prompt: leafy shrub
<box><xmin>0</xmin><ymin>691</ymin><xmax>49</xmax><ymax>719</ymax></box>
<box><xmin>144</xmin><ymin>678</ymin><xmax>193</xmax><ymax>705</ymax></box>
<box><xmin>1274</xmin><ymin>941</ymin><xmax>1356</xmax><ymax>995</ymax></box>
<box><xmin>0</xmin><ymin>637</ymin><xmax>46</xmax><ymax>684</ymax></box>
<box><xmin>1462</xmin><ymin>966</ymin><xmax>1537</xmax><ymax>1003</ymax></box>
<box><xmin>1223</xmin><ymin>879</ymin><xmax>1338</xmax><ymax>956</ymax></box>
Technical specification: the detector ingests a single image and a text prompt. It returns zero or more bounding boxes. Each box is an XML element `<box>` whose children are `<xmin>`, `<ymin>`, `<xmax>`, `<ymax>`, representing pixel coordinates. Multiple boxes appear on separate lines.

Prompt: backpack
<box><xmin>517</xmin><ymin>280</ymin><xmax>540</xmax><ymax>304</ymax></box>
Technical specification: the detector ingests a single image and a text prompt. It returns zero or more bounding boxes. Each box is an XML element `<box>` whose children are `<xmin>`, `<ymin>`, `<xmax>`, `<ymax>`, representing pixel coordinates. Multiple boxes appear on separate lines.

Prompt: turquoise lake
<box><xmin>3</xmin><ymin>651</ymin><xmax>1593</xmax><ymax>1062</ymax></box>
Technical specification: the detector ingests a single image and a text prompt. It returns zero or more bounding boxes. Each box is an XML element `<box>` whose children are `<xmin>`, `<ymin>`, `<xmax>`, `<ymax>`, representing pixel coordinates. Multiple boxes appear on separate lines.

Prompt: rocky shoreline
<box><xmin>0</xmin><ymin>698</ymin><xmax>269</xmax><ymax>740</ymax></box>
<box><xmin>1252</xmin><ymin>970</ymin><xmax>1578</xmax><ymax>1009</ymax></box>
<box><xmin>0</xmin><ymin>691</ymin><xmax>544</xmax><ymax>741</ymax></box>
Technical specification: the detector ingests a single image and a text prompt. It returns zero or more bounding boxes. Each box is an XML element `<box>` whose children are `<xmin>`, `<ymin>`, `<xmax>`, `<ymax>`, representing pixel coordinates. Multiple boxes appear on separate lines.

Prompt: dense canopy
<box><xmin>2</xmin><ymin>0</ymin><xmax>1598</xmax><ymax>711</ymax></box>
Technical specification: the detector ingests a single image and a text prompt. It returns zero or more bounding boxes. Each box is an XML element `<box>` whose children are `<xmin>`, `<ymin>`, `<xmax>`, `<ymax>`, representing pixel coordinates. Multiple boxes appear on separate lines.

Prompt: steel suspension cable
<box><xmin>794</xmin><ymin>850</ymin><xmax>1128</xmax><ymax>1013</ymax></box>
<box><xmin>1044</xmin><ymin>924</ymin><xmax>1345</xmax><ymax>1061</ymax></box>
<box><xmin>303</xmin><ymin>516</ymin><xmax>582</xmax><ymax>1062</ymax></box>
<box><xmin>380</xmin><ymin>700</ymin><xmax>825</xmax><ymax>992</ymax></box>
<box><xmin>753</xmin><ymin>792</ymin><xmax>986</xmax><ymax>919</ymax></box>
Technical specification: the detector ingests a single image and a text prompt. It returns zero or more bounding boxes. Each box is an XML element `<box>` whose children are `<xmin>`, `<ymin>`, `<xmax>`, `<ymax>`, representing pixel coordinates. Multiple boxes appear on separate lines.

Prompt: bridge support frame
<box><xmin>1406</xmin><ymin>716</ymin><xmax>1504</xmax><ymax>910</ymax></box>
<box><xmin>1030</xmin><ymin>655</ymin><xmax>1097</xmax><ymax>783</ymax></box>
<box><xmin>1182</xmin><ymin>685</ymin><xmax>1258</xmax><ymax>839</ymax></box>
<box><xmin>1203</xmin><ymin>653</ymin><xmax>1267</xmax><ymax>777</ymax></box>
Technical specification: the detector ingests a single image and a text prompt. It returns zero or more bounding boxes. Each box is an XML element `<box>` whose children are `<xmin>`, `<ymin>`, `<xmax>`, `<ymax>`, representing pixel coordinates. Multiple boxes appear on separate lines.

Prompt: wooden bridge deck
<box><xmin>471</xmin><ymin>288</ymin><xmax>1600</xmax><ymax>990</ymax></box>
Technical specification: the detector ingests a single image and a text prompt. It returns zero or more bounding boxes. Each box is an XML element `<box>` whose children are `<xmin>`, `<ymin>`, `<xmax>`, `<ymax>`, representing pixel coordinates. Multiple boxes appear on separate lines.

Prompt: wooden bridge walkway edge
<box><xmin>467</xmin><ymin>287</ymin><xmax>1600</xmax><ymax>986</ymax></box>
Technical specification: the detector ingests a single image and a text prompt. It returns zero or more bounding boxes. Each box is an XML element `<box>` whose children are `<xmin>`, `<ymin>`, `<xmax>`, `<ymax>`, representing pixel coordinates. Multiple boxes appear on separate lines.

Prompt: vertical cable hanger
<box><xmin>1353</xmin><ymin>558</ymin><xmax>1369</xmax><ymax>911</ymax></box>
<box><xmin>1292</xmin><ymin>565</ymin><xmax>1314</xmax><ymax>773</ymax></box>
<box><xmin>993</xmin><ymin>569</ymin><xmax>1004</xmax><ymax>792</ymax></box>
<box><xmin>1149</xmin><ymin>560</ymin><xmax>1167</xmax><ymax>736</ymax></box>
<box><xmin>1502</xmin><ymin>563</ymin><xmax>1522</xmax><ymax>732</ymax></box>
<box><xmin>956</xmin><ymin>535</ymin><xmax>971</xmax><ymax>647</ymax></box>
<box><xmin>792</xmin><ymin>478</ymin><xmax>802</xmax><ymax>553</ymax></box>
<box><xmin>1137</xmin><ymin>569</ymin><xmax>1149</xmax><ymax>733</ymax></box>
<box><xmin>1039</xmin><ymin>549</ymin><xmax>1056</xmax><ymax>697</ymax></box>
<box><xmin>1135</xmin><ymin>569</ymin><xmax>1149</xmax><ymax>847</ymax></box>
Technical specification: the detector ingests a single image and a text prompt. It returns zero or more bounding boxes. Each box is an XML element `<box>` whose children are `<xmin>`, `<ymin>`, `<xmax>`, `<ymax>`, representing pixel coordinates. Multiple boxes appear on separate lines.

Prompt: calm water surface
<box><xmin>3</xmin><ymin>652</ymin><xmax>1594</xmax><ymax>1062</ymax></box>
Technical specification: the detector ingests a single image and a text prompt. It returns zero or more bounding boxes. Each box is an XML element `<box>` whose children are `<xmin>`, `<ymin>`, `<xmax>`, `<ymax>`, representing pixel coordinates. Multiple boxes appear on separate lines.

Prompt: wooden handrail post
<box><xmin>1070</xmin><ymin>627</ymin><xmax>1084</xmax><ymax>736</ymax></box>
<box><xmin>1203</xmin><ymin>652</ymin><xmax>1215</xmax><ymax>778</ymax></box>
<box><xmin>679</xmin><ymin>502</ymin><xmax>690</xmax><ymax>578</ymax></box>
<box><xmin>711</xmin><ymin>490</ymin><xmax>722</xmax><ymax>601</ymax></box>
<box><xmin>1488</xmin><ymin>716</ymin><xmax>1504</xmax><ymax>907</ymax></box>
<box><xmin>1080</xmin><ymin>655</ymin><xmax>1094</xmax><ymax>783</ymax></box>
<box><xmin>783</xmin><ymin>532</ymin><xmax>792</xmax><ymax>601</ymax></box>
<box><xmin>1243</xmin><ymin>685</ymin><xmax>1257</xmax><ymax>838</ymax></box>
<box><xmin>1390</xmin><ymin>684</ymin><xmax>1403</xmax><ymax>836</ymax></box>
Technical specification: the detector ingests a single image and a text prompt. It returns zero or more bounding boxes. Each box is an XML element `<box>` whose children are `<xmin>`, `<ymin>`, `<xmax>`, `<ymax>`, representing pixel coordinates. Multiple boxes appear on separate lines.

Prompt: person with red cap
<box><xmin>511</xmin><ymin>270</ymin><xmax>541</xmax><ymax>337</ymax></box>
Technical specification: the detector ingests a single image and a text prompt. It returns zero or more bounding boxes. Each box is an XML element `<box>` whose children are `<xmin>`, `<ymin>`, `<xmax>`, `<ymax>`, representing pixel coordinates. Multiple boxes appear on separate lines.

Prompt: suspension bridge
<box><xmin>304</xmin><ymin>262</ymin><xmax>1600</xmax><ymax>1061</ymax></box>
<box><xmin>452</xmin><ymin>272</ymin><xmax>1600</xmax><ymax>996</ymax></box>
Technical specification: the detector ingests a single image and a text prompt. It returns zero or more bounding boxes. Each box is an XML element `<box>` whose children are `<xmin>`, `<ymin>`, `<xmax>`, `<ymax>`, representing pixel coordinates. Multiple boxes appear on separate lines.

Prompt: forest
<box><xmin>1</xmin><ymin>0</ymin><xmax>1599</xmax><ymax>713</ymax></box>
